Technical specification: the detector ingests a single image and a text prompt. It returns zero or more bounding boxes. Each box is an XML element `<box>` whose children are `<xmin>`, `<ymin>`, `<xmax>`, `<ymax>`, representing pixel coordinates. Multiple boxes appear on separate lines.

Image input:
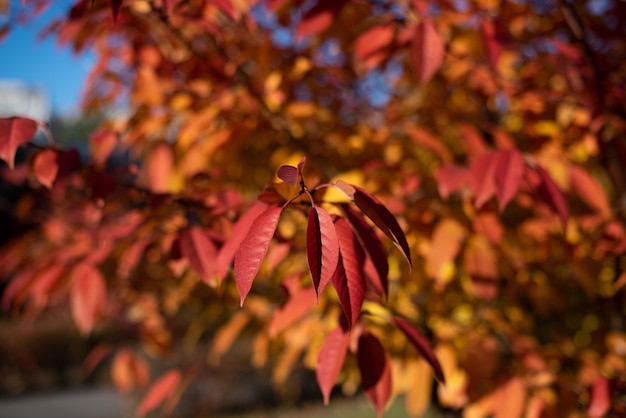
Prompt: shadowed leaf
<box><xmin>494</xmin><ymin>150</ymin><xmax>524</xmax><ymax>211</ymax></box>
<box><xmin>306</xmin><ymin>206</ymin><xmax>339</xmax><ymax>298</ymax></box>
<box><xmin>535</xmin><ymin>165</ymin><xmax>569</xmax><ymax>229</ymax></box>
<box><xmin>393</xmin><ymin>316</ymin><xmax>445</xmax><ymax>383</ymax></box>
<box><xmin>411</xmin><ymin>19</ymin><xmax>445</xmax><ymax>84</ymax></box>
<box><xmin>179</xmin><ymin>227</ymin><xmax>218</xmax><ymax>286</ymax></box>
<box><xmin>352</xmin><ymin>185</ymin><xmax>411</xmax><ymax>268</ymax></box>
<box><xmin>32</xmin><ymin>148</ymin><xmax>58</xmax><ymax>188</ymax></box>
<box><xmin>358</xmin><ymin>333</ymin><xmax>392</xmax><ymax>418</ymax></box>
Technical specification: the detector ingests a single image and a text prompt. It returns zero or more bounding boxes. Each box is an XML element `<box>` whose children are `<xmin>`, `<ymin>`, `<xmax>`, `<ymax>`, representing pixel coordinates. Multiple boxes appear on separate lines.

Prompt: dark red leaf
<box><xmin>358</xmin><ymin>333</ymin><xmax>392</xmax><ymax>418</ymax></box>
<box><xmin>32</xmin><ymin>148</ymin><xmax>58</xmax><ymax>188</ymax></box>
<box><xmin>493</xmin><ymin>150</ymin><xmax>524</xmax><ymax>211</ymax></box>
<box><xmin>277</xmin><ymin>164</ymin><xmax>299</xmax><ymax>187</ymax></box>
<box><xmin>306</xmin><ymin>206</ymin><xmax>339</xmax><ymax>298</ymax></box>
<box><xmin>411</xmin><ymin>19</ymin><xmax>445</xmax><ymax>84</ymax></box>
<box><xmin>331</xmin><ymin>218</ymin><xmax>366</xmax><ymax>327</ymax></box>
<box><xmin>217</xmin><ymin>201</ymin><xmax>268</xmax><ymax>282</ymax></box>
<box><xmin>268</xmin><ymin>286</ymin><xmax>316</xmax><ymax>337</ymax></box>
<box><xmin>393</xmin><ymin>316</ymin><xmax>445</xmax><ymax>384</ymax></box>
<box><xmin>535</xmin><ymin>165</ymin><xmax>569</xmax><ymax>230</ymax></box>
<box><xmin>0</xmin><ymin>117</ymin><xmax>37</xmax><ymax>169</ymax></box>
<box><xmin>234</xmin><ymin>206</ymin><xmax>283</xmax><ymax>306</ymax></box>
<box><xmin>316</xmin><ymin>326</ymin><xmax>350</xmax><ymax>405</ymax></box>
<box><xmin>340</xmin><ymin>204</ymin><xmax>388</xmax><ymax>296</ymax></box>
<box><xmin>352</xmin><ymin>185</ymin><xmax>412</xmax><ymax>268</ymax></box>
<box><xmin>109</xmin><ymin>0</ymin><xmax>122</xmax><ymax>21</ymax></box>
<box><xmin>135</xmin><ymin>369</ymin><xmax>182</xmax><ymax>418</ymax></box>
<box><xmin>179</xmin><ymin>227</ymin><xmax>218</xmax><ymax>286</ymax></box>
<box><xmin>471</xmin><ymin>151</ymin><xmax>498</xmax><ymax>208</ymax></box>
<box><xmin>70</xmin><ymin>263</ymin><xmax>107</xmax><ymax>335</ymax></box>
<box><xmin>588</xmin><ymin>376</ymin><xmax>610</xmax><ymax>418</ymax></box>
<box><xmin>481</xmin><ymin>19</ymin><xmax>503</xmax><ymax>68</ymax></box>
<box><xmin>296</xmin><ymin>0</ymin><xmax>348</xmax><ymax>38</ymax></box>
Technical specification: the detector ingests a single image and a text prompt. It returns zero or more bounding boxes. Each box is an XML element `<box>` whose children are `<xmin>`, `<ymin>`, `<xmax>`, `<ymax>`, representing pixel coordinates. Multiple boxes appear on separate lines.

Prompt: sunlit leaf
<box><xmin>32</xmin><ymin>148</ymin><xmax>58</xmax><ymax>188</ymax></box>
<box><xmin>135</xmin><ymin>369</ymin><xmax>182</xmax><ymax>418</ymax></box>
<box><xmin>411</xmin><ymin>19</ymin><xmax>445</xmax><ymax>84</ymax></box>
<box><xmin>493</xmin><ymin>150</ymin><xmax>524</xmax><ymax>211</ymax></box>
<box><xmin>234</xmin><ymin>206</ymin><xmax>283</xmax><ymax>306</ymax></box>
<box><xmin>332</xmin><ymin>218</ymin><xmax>366</xmax><ymax>327</ymax></box>
<box><xmin>316</xmin><ymin>326</ymin><xmax>350</xmax><ymax>405</ymax></box>
<box><xmin>306</xmin><ymin>206</ymin><xmax>339</xmax><ymax>298</ymax></box>
<box><xmin>268</xmin><ymin>287</ymin><xmax>316</xmax><ymax>338</ymax></box>
<box><xmin>0</xmin><ymin>117</ymin><xmax>37</xmax><ymax>169</ymax></box>
<box><xmin>588</xmin><ymin>376</ymin><xmax>610</xmax><ymax>418</ymax></box>
<box><xmin>217</xmin><ymin>201</ymin><xmax>269</xmax><ymax>282</ymax></box>
<box><xmin>70</xmin><ymin>262</ymin><xmax>107</xmax><ymax>335</ymax></box>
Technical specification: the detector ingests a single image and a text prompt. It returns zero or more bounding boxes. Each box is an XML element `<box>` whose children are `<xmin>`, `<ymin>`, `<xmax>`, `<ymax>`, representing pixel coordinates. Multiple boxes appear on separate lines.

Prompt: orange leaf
<box><xmin>268</xmin><ymin>287</ymin><xmax>316</xmax><ymax>338</ymax></box>
<box><xmin>32</xmin><ymin>148</ymin><xmax>58</xmax><ymax>188</ymax></box>
<box><xmin>570</xmin><ymin>165</ymin><xmax>611</xmax><ymax>218</ymax></box>
<box><xmin>70</xmin><ymin>263</ymin><xmax>107</xmax><ymax>335</ymax></box>
<box><xmin>135</xmin><ymin>369</ymin><xmax>182</xmax><ymax>417</ymax></box>
<box><xmin>179</xmin><ymin>226</ymin><xmax>218</xmax><ymax>286</ymax></box>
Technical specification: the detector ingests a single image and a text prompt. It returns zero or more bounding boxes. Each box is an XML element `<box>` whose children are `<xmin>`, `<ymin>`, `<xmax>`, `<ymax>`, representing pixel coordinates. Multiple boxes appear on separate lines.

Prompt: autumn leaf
<box><xmin>340</xmin><ymin>204</ymin><xmax>389</xmax><ymax>296</ymax></box>
<box><xmin>109</xmin><ymin>0</ymin><xmax>122</xmax><ymax>21</ymax></box>
<box><xmin>70</xmin><ymin>262</ymin><xmax>107</xmax><ymax>335</ymax></box>
<box><xmin>268</xmin><ymin>286</ymin><xmax>316</xmax><ymax>337</ymax></box>
<box><xmin>435</xmin><ymin>164</ymin><xmax>470</xmax><ymax>199</ymax></box>
<box><xmin>393</xmin><ymin>316</ymin><xmax>446</xmax><ymax>384</ymax></box>
<box><xmin>306</xmin><ymin>206</ymin><xmax>339</xmax><ymax>298</ymax></box>
<box><xmin>411</xmin><ymin>19</ymin><xmax>445</xmax><ymax>84</ymax></box>
<box><xmin>112</xmin><ymin>349</ymin><xmax>150</xmax><ymax>394</ymax></box>
<box><xmin>481</xmin><ymin>19</ymin><xmax>503</xmax><ymax>68</ymax></box>
<box><xmin>0</xmin><ymin>116</ymin><xmax>37</xmax><ymax>169</ymax></box>
<box><xmin>588</xmin><ymin>376</ymin><xmax>610</xmax><ymax>418</ymax></box>
<box><xmin>352</xmin><ymin>185</ymin><xmax>412</xmax><ymax>268</ymax></box>
<box><xmin>296</xmin><ymin>0</ymin><xmax>348</xmax><ymax>39</ymax></box>
<box><xmin>569</xmin><ymin>165</ymin><xmax>611</xmax><ymax>218</ymax></box>
<box><xmin>358</xmin><ymin>333</ymin><xmax>392</xmax><ymax>418</ymax></box>
<box><xmin>471</xmin><ymin>152</ymin><xmax>498</xmax><ymax>209</ymax></box>
<box><xmin>32</xmin><ymin>148</ymin><xmax>58</xmax><ymax>188</ymax></box>
<box><xmin>493</xmin><ymin>150</ymin><xmax>524</xmax><ymax>211</ymax></box>
<box><xmin>332</xmin><ymin>218</ymin><xmax>366</xmax><ymax>327</ymax></box>
<box><xmin>316</xmin><ymin>326</ymin><xmax>350</xmax><ymax>405</ymax></box>
<box><xmin>179</xmin><ymin>226</ymin><xmax>218</xmax><ymax>286</ymax></box>
<box><xmin>234</xmin><ymin>206</ymin><xmax>283</xmax><ymax>306</ymax></box>
<box><xmin>277</xmin><ymin>164</ymin><xmax>299</xmax><ymax>187</ymax></box>
<box><xmin>135</xmin><ymin>369</ymin><xmax>182</xmax><ymax>418</ymax></box>
<box><xmin>216</xmin><ymin>201</ymin><xmax>269</xmax><ymax>282</ymax></box>
<box><xmin>534</xmin><ymin>164</ymin><xmax>569</xmax><ymax>229</ymax></box>
<box><xmin>354</xmin><ymin>24</ymin><xmax>394</xmax><ymax>70</ymax></box>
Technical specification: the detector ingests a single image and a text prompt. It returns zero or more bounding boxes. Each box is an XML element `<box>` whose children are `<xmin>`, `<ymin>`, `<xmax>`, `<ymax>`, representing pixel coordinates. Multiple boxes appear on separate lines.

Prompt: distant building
<box><xmin>0</xmin><ymin>80</ymin><xmax>51</xmax><ymax>121</ymax></box>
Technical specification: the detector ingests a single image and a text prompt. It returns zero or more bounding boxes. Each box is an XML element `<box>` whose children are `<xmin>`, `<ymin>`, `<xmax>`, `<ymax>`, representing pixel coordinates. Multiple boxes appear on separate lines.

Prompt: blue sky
<box><xmin>0</xmin><ymin>0</ymin><xmax>93</xmax><ymax>116</ymax></box>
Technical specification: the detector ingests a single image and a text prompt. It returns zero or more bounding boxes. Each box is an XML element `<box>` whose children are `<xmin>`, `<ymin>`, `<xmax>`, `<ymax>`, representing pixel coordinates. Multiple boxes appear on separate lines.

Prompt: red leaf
<box><xmin>481</xmin><ymin>19</ymin><xmax>503</xmax><ymax>68</ymax></box>
<box><xmin>316</xmin><ymin>326</ymin><xmax>350</xmax><ymax>405</ymax></box>
<box><xmin>296</xmin><ymin>0</ymin><xmax>348</xmax><ymax>38</ymax></box>
<box><xmin>268</xmin><ymin>286</ymin><xmax>316</xmax><ymax>338</ymax></box>
<box><xmin>89</xmin><ymin>128</ymin><xmax>117</xmax><ymax>165</ymax></box>
<box><xmin>411</xmin><ymin>19</ymin><xmax>445</xmax><ymax>84</ymax></box>
<box><xmin>340</xmin><ymin>204</ymin><xmax>388</xmax><ymax>296</ymax></box>
<box><xmin>109</xmin><ymin>0</ymin><xmax>122</xmax><ymax>21</ymax></box>
<box><xmin>179</xmin><ymin>226</ymin><xmax>218</xmax><ymax>286</ymax></box>
<box><xmin>535</xmin><ymin>165</ymin><xmax>569</xmax><ymax>230</ymax></box>
<box><xmin>588</xmin><ymin>376</ymin><xmax>610</xmax><ymax>418</ymax></box>
<box><xmin>393</xmin><ymin>316</ymin><xmax>446</xmax><ymax>383</ymax></box>
<box><xmin>471</xmin><ymin>152</ymin><xmax>498</xmax><ymax>208</ymax></box>
<box><xmin>352</xmin><ymin>185</ymin><xmax>412</xmax><ymax>268</ymax></box>
<box><xmin>29</xmin><ymin>263</ymin><xmax>64</xmax><ymax>309</ymax></box>
<box><xmin>406</xmin><ymin>123</ymin><xmax>452</xmax><ymax>162</ymax></box>
<box><xmin>0</xmin><ymin>117</ymin><xmax>37</xmax><ymax>169</ymax></box>
<box><xmin>493</xmin><ymin>150</ymin><xmax>524</xmax><ymax>211</ymax></box>
<box><xmin>135</xmin><ymin>369</ymin><xmax>182</xmax><ymax>418</ymax></box>
<box><xmin>277</xmin><ymin>165</ymin><xmax>299</xmax><ymax>187</ymax></box>
<box><xmin>435</xmin><ymin>164</ymin><xmax>470</xmax><ymax>199</ymax></box>
<box><xmin>32</xmin><ymin>148</ymin><xmax>58</xmax><ymax>188</ymax></box>
<box><xmin>70</xmin><ymin>263</ymin><xmax>107</xmax><ymax>335</ymax></box>
<box><xmin>459</xmin><ymin>124</ymin><xmax>489</xmax><ymax>161</ymax></box>
<box><xmin>234</xmin><ymin>206</ymin><xmax>283</xmax><ymax>306</ymax></box>
<box><xmin>332</xmin><ymin>218</ymin><xmax>366</xmax><ymax>327</ymax></box>
<box><xmin>354</xmin><ymin>24</ymin><xmax>394</xmax><ymax>70</ymax></box>
<box><xmin>358</xmin><ymin>333</ymin><xmax>392</xmax><ymax>418</ymax></box>
<box><xmin>217</xmin><ymin>201</ymin><xmax>268</xmax><ymax>282</ymax></box>
<box><xmin>306</xmin><ymin>206</ymin><xmax>339</xmax><ymax>298</ymax></box>
<box><xmin>570</xmin><ymin>165</ymin><xmax>611</xmax><ymax>218</ymax></box>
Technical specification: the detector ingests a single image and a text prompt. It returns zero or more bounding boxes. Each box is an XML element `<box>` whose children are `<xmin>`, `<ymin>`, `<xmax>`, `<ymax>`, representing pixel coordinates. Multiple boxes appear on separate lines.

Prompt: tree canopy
<box><xmin>1</xmin><ymin>0</ymin><xmax>626</xmax><ymax>416</ymax></box>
